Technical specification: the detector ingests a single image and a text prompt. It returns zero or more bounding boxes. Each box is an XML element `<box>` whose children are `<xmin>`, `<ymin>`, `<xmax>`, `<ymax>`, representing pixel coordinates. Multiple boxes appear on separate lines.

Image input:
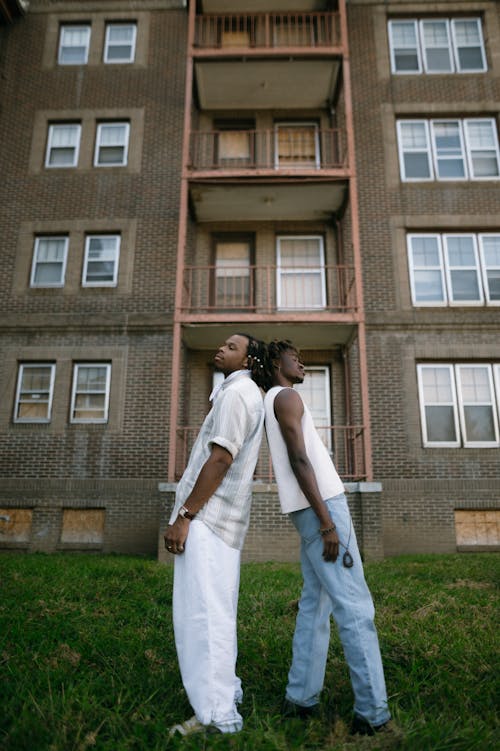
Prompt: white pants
<box><xmin>173</xmin><ymin>520</ymin><xmax>243</xmax><ymax>733</ymax></box>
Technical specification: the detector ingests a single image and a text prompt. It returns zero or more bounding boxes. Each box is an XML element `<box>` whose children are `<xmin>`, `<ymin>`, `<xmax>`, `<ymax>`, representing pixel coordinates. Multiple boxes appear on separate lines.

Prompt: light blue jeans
<box><xmin>286</xmin><ymin>493</ymin><xmax>390</xmax><ymax>726</ymax></box>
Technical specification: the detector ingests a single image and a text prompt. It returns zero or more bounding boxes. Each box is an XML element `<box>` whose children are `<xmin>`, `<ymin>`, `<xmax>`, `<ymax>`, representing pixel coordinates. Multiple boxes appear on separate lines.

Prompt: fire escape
<box><xmin>168</xmin><ymin>0</ymin><xmax>372</xmax><ymax>484</ymax></box>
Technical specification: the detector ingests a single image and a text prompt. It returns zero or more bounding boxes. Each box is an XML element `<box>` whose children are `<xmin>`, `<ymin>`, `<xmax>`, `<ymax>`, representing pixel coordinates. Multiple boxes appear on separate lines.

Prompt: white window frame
<box><xmin>398</xmin><ymin>119</ymin><xmax>500</xmax><ymax>182</ymax></box>
<box><xmin>58</xmin><ymin>24</ymin><xmax>91</xmax><ymax>66</ymax></box>
<box><xmin>104</xmin><ymin>22</ymin><xmax>137</xmax><ymax>64</ymax></box>
<box><xmin>30</xmin><ymin>236</ymin><xmax>69</xmax><ymax>288</ymax></box>
<box><xmin>274</xmin><ymin>122</ymin><xmax>320</xmax><ymax>169</ymax></box>
<box><xmin>430</xmin><ymin>119</ymin><xmax>467</xmax><ymax>181</ymax></box>
<box><xmin>408</xmin><ymin>233</ymin><xmax>500</xmax><ymax>307</ymax></box>
<box><xmin>94</xmin><ymin>122</ymin><xmax>130</xmax><ymax>167</ymax></box>
<box><xmin>451</xmin><ymin>18</ymin><xmax>487</xmax><ymax>74</ymax></box>
<box><xmin>45</xmin><ymin>123</ymin><xmax>81</xmax><ymax>168</ymax></box>
<box><xmin>442</xmin><ymin>234</ymin><xmax>483</xmax><ymax>305</ymax></box>
<box><xmin>479</xmin><ymin>234</ymin><xmax>500</xmax><ymax>305</ymax></box>
<box><xmin>397</xmin><ymin>120</ymin><xmax>433</xmax><ymax>182</ymax></box>
<box><xmin>14</xmin><ymin>363</ymin><xmax>56</xmax><ymax>424</ymax></box>
<box><xmin>70</xmin><ymin>363</ymin><xmax>111</xmax><ymax>424</ymax></box>
<box><xmin>276</xmin><ymin>235</ymin><xmax>326</xmax><ymax>310</ymax></box>
<box><xmin>418</xmin><ymin>364</ymin><xmax>500</xmax><ymax>448</ymax></box>
<box><xmin>388</xmin><ymin>20</ymin><xmax>422</xmax><ymax>75</ymax></box>
<box><xmin>455</xmin><ymin>365</ymin><xmax>499</xmax><ymax>448</ymax></box>
<box><xmin>417</xmin><ymin>364</ymin><xmax>460</xmax><ymax>448</ymax></box>
<box><xmin>389</xmin><ymin>17</ymin><xmax>486</xmax><ymax>75</ymax></box>
<box><xmin>295</xmin><ymin>366</ymin><xmax>332</xmax><ymax>452</ymax></box>
<box><xmin>82</xmin><ymin>235</ymin><xmax>120</xmax><ymax>287</ymax></box>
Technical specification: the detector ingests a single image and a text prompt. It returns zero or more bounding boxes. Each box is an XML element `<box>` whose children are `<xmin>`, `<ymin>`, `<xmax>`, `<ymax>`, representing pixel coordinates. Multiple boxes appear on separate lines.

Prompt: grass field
<box><xmin>0</xmin><ymin>552</ymin><xmax>498</xmax><ymax>751</ymax></box>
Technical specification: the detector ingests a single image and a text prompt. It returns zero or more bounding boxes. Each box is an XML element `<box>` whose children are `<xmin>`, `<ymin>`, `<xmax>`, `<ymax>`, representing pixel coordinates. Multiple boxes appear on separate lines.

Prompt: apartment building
<box><xmin>1</xmin><ymin>0</ymin><xmax>499</xmax><ymax>559</ymax></box>
<box><xmin>348</xmin><ymin>0</ymin><xmax>500</xmax><ymax>554</ymax></box>
<box><xmin>0</xmin><ymin>0</ymin><xmax>187</xmax><ymax>554</ymax></box>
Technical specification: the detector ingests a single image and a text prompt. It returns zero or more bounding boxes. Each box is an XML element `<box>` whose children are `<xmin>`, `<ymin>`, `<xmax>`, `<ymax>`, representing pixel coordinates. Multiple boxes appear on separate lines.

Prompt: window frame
<box><xmin>455</xmin><ymin>364</ymin><xmax>500</xmax><ymax>448</ymax></box>
<box><xmin>70</xmin><ymin>363</ymin><xmax>111</xmax><ymax>424</ymax></box>
<box><xmin>82</xmin><ymin>234</ymin><xmax>121</xmax><ymax>287</ymax></box>
<box><xmin>398</xmin><ymin>119</ymin><xmax>500</xmax><ymax>182</ymax></box>
<box><xmin>478</xmin><ymin>234</ymin><xmax>500</xmax><ymax>305</ymax></box>
<box><xmin>13</xmin><ymin>363</ymin><xmax>56</xmax><ymax>424</ymax></box>
<box><xmin>418</xmin><ymin>363</ymin><xmax>500</xmax><ymax>448</ymax></box>
<box><xmin>45</xmin><ymin>123</ymin><xmax>82</xmax><ymax>169</ymax></box>
<box><xmin>103</xmin><ymin>22</ymin><xmax>137</xmax><ymax>64</ymax></box>
<box><xmin>212</xmin><ymin>233</ymin><xmax>254</xmax><ymax>310</ymax></box>
<box><xmin>389</xmin><ymin>17</ymin><xmax>487</xmax><ymax>75</ymax></box>
<box><xmin>94</xmin><ymin>121</ymin><xmax>130</xmax><ymax>167</ymax></box>
<box><xmin>58</xmin><ymin>24</ymin><xmax>91</xmax><ymax>66</ymax></box>
<box><xmin>408</xmin><ymin>232</ymin><xmax>500</xmax><ymax>307</ymax></box>
<box><xmin>295</xmin><ymin>365</ymin><xmax>332</xmax><ymax>452</ymax></box>
<box><xmin>30</xmin><ymin>235</ymin><xmax>69</xmax><ymax>288</ymax></box>
<box><xmin>276</xmin><ymin>235</ymin><xmax>326</xmax><ymax>311</ymax></box>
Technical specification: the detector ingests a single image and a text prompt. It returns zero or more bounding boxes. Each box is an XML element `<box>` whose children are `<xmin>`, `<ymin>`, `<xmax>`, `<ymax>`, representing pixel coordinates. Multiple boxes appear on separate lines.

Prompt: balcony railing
<box><xmin>194</xmin><ymin>12</ymin><xmax>341</xmax><ymax>50</ymax></box>
<box><xmin>189</xmin><ymin>128</ymin><xmax>346</xmax><ymax>172</ymax></box>
<box><xmin>175</xmin><ymin>425</ymin><xmax>367</xmax><ymax>482</ymax></box>
<box><xmin>180</xmin><ymin>264</ymin><xmax>357</xmax><ymax>315</ymax></box>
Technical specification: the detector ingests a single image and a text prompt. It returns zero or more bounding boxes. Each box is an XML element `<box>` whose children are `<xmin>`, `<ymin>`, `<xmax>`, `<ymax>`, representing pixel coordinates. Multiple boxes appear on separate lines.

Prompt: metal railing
<box><xmin>194</xmin><ymin>12</ymin><xmax>341</xmax><ymax>50</ymax></box>
<box><xmin>180</xmin><ymin>264</ymin><xmax>357</xmax><ymax>314</ymax></box>
<box><xmin>175</xmin><ymin>425</ymin><xmax>366</xmax><ymax>482</ymax></box>
<box><xmin>189</xmin><ymin>128</ymin><xmax>346</xmax><ymax>172</ymax></box>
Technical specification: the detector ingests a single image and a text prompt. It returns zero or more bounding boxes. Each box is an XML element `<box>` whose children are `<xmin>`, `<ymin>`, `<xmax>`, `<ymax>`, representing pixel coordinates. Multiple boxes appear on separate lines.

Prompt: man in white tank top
<box><xmin>263</xmin><ymin>340</ymin><xmax>392</xmax><ymax>737</ymax></box>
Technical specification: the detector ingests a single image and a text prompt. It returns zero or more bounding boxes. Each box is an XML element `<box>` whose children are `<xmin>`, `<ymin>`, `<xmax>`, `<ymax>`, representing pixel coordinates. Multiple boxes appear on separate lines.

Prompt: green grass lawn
<box><xmin>0</xmin><ymin>552</ymin><xmax>498</xmax><ymax>751</ymax></box>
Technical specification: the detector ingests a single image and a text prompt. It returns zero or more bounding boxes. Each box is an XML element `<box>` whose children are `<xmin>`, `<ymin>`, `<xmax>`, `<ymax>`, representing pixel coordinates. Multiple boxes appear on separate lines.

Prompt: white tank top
<box><xmin>264</xmin><ymin>386</ymin><xmax>344</xmax><ymax>514</ymax></box>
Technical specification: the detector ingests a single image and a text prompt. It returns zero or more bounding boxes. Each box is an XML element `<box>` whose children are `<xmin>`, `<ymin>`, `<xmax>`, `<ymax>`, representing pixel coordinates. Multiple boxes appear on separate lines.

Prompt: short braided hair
<box><xmin>263</xmin><ymin>339</ymin><xmax>300</xmax><ymax>392</ymax></box>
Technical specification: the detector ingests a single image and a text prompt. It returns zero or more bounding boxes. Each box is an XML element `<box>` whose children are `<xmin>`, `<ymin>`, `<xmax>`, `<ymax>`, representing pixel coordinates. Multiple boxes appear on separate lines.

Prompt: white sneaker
<box><xmin>168</xmin><ymin>715</ymin><xmax>221</xmax><ymax>737</ymax></box>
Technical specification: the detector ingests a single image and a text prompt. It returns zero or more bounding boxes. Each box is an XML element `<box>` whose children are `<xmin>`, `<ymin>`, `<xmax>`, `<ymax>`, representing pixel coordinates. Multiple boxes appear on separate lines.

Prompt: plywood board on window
<box><xmin>60</xmin><ymin>509</ymin><xmax>105</xmax><ymax>544</ymax></box>
<box><xmin>455</xmin><ymin>509</ymin><xmax>500</xmax><ymax>546</ymax></box>
<box><xmin>0</xmin><ymin>509</ymin><xmax>33</xmax><ymax>543</ymax></box>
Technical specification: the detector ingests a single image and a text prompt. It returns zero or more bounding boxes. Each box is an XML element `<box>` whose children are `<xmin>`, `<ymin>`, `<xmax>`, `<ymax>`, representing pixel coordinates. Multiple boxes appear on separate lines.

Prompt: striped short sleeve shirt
<box><xmin>170</xmin><ymin>371</ymin><xmax>264</xmax><ymax>550</ymax></box>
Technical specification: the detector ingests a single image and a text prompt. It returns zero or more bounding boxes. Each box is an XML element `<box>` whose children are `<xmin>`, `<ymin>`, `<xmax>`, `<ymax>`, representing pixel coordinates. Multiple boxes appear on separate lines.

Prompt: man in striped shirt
<box><xmin>164</xmin><ymin>333</ymin><xmax>267</xmax><ymax>737</ymax></box>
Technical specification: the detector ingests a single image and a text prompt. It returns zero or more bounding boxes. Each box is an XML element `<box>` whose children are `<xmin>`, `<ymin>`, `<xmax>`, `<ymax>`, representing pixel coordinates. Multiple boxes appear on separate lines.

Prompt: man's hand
<box><xmin>164</xmin><ymin>517</ymin><xmax>190</xmax><ymax>555</ymax></box>
<box><xmin>321</xmin><ymin>528</ymin><xmax>340</xmax><ymax>563</ymax></box>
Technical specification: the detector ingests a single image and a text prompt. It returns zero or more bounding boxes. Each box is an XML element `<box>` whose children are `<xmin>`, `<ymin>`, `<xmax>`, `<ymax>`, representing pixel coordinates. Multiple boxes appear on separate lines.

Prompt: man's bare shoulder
<box><xmin>274</xmin><ymin>387</ymin><xmax>303</xmax><ymax>418</ymax></box>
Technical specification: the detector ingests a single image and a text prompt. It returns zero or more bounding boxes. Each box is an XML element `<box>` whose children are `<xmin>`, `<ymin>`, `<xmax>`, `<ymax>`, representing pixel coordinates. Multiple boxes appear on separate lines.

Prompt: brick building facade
<box><xmin>1</xmin><ymin>0</ymin><xmax>499</xmax><ymax>560</ymax></box>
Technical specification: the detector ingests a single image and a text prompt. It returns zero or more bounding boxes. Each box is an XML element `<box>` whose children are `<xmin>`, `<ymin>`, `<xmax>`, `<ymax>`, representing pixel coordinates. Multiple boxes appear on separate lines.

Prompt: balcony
<box><xmin>189</xmin><ymin>127</ymin><xmax>346</xmax><ymax>175</ymax></box>
<box><xmin>193</xmin><ymin>12</ymin><xmax>342</xmax><ymax>110</ymax></box>
<box><xmin>194</xmin><ymin>12</ymin><xmax>341</xmax><ymax>52</ymax></box>
<box><xmin>175</xmin><ymin>425</ymin><xmax>367</xmax><ymax>483</ymax></box>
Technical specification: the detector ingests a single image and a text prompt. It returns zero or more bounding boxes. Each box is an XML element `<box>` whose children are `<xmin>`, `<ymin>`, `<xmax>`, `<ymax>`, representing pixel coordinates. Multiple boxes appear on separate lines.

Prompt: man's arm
<box><xmin>163</xmin><ymin>443</ymin><xmax>233</xmax><ymax>554</ymax></box>
<box><xmin>274</xmin><ymin>389</ymin><xmax>339</xmax><ymax>562</ymax></box>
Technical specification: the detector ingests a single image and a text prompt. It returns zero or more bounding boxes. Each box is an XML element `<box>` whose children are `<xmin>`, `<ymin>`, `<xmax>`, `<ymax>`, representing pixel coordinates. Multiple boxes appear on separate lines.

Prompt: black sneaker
<box><xmin>351</xmin><ymin>714</ymin><xmax>402</xmax><ymax>739</ymax></box>
<box><xmin>282</xmin><ymin>699</ymin><xmax>319</xmax><ymax>719</ymax></box>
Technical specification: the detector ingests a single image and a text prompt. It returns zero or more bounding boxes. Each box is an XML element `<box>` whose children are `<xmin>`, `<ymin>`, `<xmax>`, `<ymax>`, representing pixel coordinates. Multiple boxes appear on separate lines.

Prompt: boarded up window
<box><xmin>455</xmin><ymin>509</ymin><xmax>500</xmax><ymax>547</ymax></box>
<box><xmin>60</xmin><ymin>509</ymin><xmax>105</xmax><ymax>544</ymax></box>
<box><xmin>0</xmin><ymin>509</ymin><xmax>33</xmax><ymax>543</ymax></box>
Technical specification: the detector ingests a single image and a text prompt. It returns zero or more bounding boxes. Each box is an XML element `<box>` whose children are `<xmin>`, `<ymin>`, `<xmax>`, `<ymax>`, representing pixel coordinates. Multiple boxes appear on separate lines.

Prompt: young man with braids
<box><xmin>263</xmin><ymin>340</ymin><xmax>393</xmax><ymax>737</ymax></box>
<box><xmin>164</xmin><ymin>333</ymin><xmax>267</xmax><ymax>737</ymax></box>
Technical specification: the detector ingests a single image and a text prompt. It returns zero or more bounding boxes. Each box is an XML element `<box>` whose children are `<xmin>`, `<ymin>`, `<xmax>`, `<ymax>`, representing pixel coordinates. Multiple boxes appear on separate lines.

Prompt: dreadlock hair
<box><xmin>235</xmin><ymin>333</ymin><xmax>273</xmax><ymax>392</ymax></box>
<box><xmin>263</xmin><ymin>339</ymin><xmax>300</xmax><ymax>392</ymax></box>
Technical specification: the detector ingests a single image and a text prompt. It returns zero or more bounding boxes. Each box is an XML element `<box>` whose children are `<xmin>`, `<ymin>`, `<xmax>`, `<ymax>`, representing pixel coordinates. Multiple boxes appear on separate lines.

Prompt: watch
<box><xmin>179</xmin><ymin>505</ymin><xmax>196</xmax><ymax>521</ymax></box>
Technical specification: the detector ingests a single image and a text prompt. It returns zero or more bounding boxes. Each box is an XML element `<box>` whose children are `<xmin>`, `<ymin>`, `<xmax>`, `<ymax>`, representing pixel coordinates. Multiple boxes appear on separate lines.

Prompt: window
<box><xmin>295</xmin><ymin>367</ymin><xmax>332</xmax><ymax>451</ymax></box>
<box><xmin>94</xmin><ymin>122</ymin><xmax>130</xmax><ymax>166</ymax></box>
<box><xmin>389</xmin><ymin>18</ymin><xmax>486</xmax><ymax>74</ymax></box>
<box><xmin>58</xmin><ymin>25</ymin><xmax>91</xmax><ymax>65</ymax></box>
<box><xmin>397</xmin><ymin>119</ymin><xmax>500</xmax><ymax>181</ymax></box>
<box><xmin>45</xmin><ymin>123</ymin><xmax>81</xmax><ymax>168</ymax></box>
<box><xmin>408</xmin><ymin>233</ymin><xmax>500</xmax><ymax>306</ymax></box>
<box><xmin>213</xmin><ymin>237</ymin><xmax>252</xmax><ymax>309</ymax></box>
<box><xmin>70</xmin><ymin>364</ymin><xmax>111</xmax><ymax>423</ymax></box>
<box><xmin>216</xmin><ymin>121</ymin><xmax>255</xmax><ymax>167</ymax></box>
<box><xmin>14</xmin><ymin>364</ymin><xmax>55</xmax><ymax>423</ymax></box>
<box><xmin>275</xmin><ymin>123</ymin><xmax>320</xmax><ymax>169</ymax></box>
<box><xmin>104</xmin><ymin>23</ymin><xmax>137</xmax><ymax>63</ymax></box>
<box><xmin>277</xmin><ymin>236</ymin><xmax>326</xmax><ymax>310</ymax></box>
<box><xmin>30</xmin><ymin>236</ymin><xmax>68</xmax><ymax>287</ymax></box>
<box><xmin>417</xmin><ymin>364</ymin><xmax>500</xmax><ymax>448</ymax></box>
<box><xmin>83</xmin><ymin>235</ymin><xmax>120</xmax><ymax>286</ymax></box>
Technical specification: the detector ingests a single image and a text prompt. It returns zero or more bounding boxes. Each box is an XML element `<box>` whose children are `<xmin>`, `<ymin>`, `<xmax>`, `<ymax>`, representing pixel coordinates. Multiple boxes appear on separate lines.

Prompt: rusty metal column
<box><xmin>167</xmin><ymin>1</ymin><xmax>196</xmax><ymax>482</ymax></box>
<box><xmin>339</xmin><ymin>0</ymin><xmax>373</xmax><ymax>480</ymax></box>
